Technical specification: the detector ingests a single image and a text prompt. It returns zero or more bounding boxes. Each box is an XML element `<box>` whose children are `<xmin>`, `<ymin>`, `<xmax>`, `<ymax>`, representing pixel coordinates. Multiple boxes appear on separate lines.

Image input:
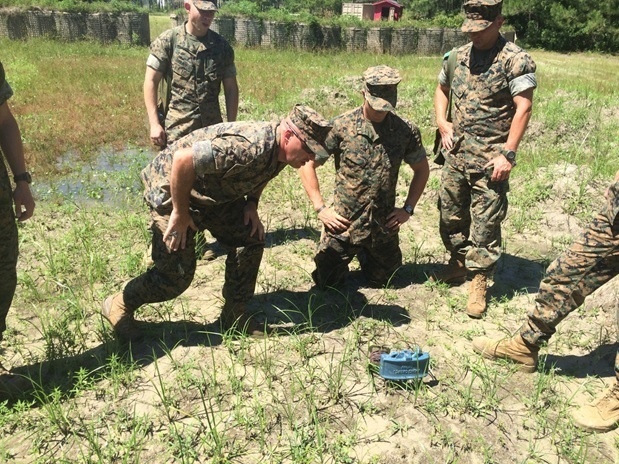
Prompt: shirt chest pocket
<box><xmin>172</xmin><ymin>48</ymin><xmax>194</xmax><ymax>83</ymax></box>
<box><xmin>198</xmin><ymin>51</ymin><xmax>221</xmax><ymax>82</ymax></box>
<box><xmin>451</xmin><ymin>66</ymin><xmax>508</xmax><ymax>103</ymax></box>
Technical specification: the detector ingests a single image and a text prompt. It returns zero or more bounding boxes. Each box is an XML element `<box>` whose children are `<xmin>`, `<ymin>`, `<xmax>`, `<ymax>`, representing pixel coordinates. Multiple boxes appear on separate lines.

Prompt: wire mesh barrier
<box><xmin>0</xmin><ymin>9</ymin><xmax>149</xmax><ymax>45</ymax></box>
<box><xmin>0</xmin><ymin>10</ymin><xmax>515</xmax><ymax>53</ymax></box>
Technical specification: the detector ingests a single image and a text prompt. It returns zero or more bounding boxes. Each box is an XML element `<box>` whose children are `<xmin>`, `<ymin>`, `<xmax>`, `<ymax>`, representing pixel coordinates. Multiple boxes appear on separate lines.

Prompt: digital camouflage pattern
<box><xmin>194</xmin><ymin>0</ymin><xmax>217</xmax><ymax>10</ymax></box>
<box><xmin>142</xmin><ymin>121</ymin><xmax>283</xmax><ymax>215</ymax></box>
<box><xmin>149</xmin><ymin>24</ymin><xmax>236</xmax><ymax>143</ymax></box>
<box><xmin>313</xmin><ymin>231</ymin><xmax>402</xmax><ymax>289</ymax></box>
<box><xmin>439</xmin><ymin>35</ymin><xmax>536</xmax><ymax>273</ymax></box>
<box><xmin>461</xmin><ymin>0</ymin><xmax>502</xmax><ymax>33</ymax></box>
<box><xmin>122</xmin><ymin>199</ymin><xmax>264</xmax><ymax>310</ymax></box>
<box><xmin>448</xmin><ymin>36</ymin><xmax>536</xmax><ymax>170</ymax></box>
<box><xmin>322</xmin><ymin>107</ymin><xmax>425</xmax><ymax>245</ymax></box>
<box><xmin>288</xmin><ymin>104</ymin><xmax>332</xmax><ymax>160</ymax></box>
<box><xmin>519</xmin><ymin>179</ymin><xmax>619</xmax><ymax>378</ymax></box>
<box><xmin>125</xmin><ymin>121</ymin><xmax>285</xmax><ymax>311</ymax></box>
<box><xmin>0</xmin><ymin>62</ymin><xmax>13</xmax><ymax>105</ymax></box>
<box><xmin>312</xmin><ymin>106</ymin><xmax>426</xmax><ymax>288</ymax></box>
<box><xmin>362</xmin><ymin>65</ymin><xmax>401</xmax><ymax>112</ymax></box>
<box><xmin>438</xmin><ymin>164</ymin><xmax>508</xmax><ymax>271</ymax></box>
<box><xmin>0</xmin><ymin>61</ymin><xmax>18</xmax><ymax>340</ymax></box>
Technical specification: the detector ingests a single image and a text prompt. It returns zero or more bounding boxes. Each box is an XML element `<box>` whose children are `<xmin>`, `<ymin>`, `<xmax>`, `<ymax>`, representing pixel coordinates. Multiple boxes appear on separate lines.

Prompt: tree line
<box><xmin>2</xmin><ymin>0</ymin><xmax>617</xmax><ymax>52</ymax></box>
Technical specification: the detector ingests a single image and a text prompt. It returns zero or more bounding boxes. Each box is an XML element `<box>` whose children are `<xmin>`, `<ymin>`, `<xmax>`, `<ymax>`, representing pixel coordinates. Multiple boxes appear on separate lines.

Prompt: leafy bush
<box><xmin>504</xmin><ymin>0</ymin><xmax>619</xmax><ymax>52</ymax></box>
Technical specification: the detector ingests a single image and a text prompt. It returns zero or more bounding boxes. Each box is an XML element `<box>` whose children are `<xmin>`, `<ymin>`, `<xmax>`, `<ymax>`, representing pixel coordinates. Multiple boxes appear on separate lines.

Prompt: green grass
<box><xmin>3</xmin><ymin>37</ymin><xmax>618</xmax><ymax>180</ymax></box>
<box><xmin>0</xmin><ymin>36</ymin><xmax>618</xmax><ymax>463</ymax></box>
<box><xmin>150</xmin><ymin>13</ymin><xmax>175</xmax><ymax>41</ymax></box>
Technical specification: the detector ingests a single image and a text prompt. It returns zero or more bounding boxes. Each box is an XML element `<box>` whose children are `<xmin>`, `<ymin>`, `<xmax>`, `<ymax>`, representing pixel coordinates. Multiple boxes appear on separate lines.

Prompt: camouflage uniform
<box><xmin>147</xmin><ymin>23</ymin><xmax>236</xmax><ymax>143</ymax></box>
<box><xmin>313</xmin><ymin>107</ymin><xmax>426</xmax><ymax>287</ymax></box>
<box><xmin>0</xmin><ymin>62</ymin><xmax>18</xmax><ymax>341</ymax></box>
<box><xmin>438</xmin><ymin>35</ymin><xmax>537</xmax><ymax>272</ymax></box>
<box><xmin>519</xmin><ymin>180</ymin><xmax>619</xmax><ymax>377</ymax></box>
<box><xmin>123</xmin><ymin>121</ymin><xmax>285</xmax><ymax>311</ymax></box>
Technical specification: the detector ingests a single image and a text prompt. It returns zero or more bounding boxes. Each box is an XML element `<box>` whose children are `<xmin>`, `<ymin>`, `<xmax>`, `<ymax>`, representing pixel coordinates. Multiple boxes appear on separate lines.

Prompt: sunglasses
<box><xmin>289</xmin><ymin>123</ymin><xmax>313</xmax><ymax>155</ymax></box>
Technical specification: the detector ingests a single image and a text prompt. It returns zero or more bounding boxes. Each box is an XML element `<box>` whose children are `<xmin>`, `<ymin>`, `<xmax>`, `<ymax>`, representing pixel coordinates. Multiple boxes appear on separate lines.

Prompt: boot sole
<box><xmin>466</xmin><ymin>310</ymin><xmax>485</xmax><ymax>319</ymax></box>
<box><xmin>472</xmin><ymin>344</ymin><xmax>537</xmax><ymax>373</ymax></box>
<box><xmin>573</xmin><ymin>419</ymin><xmax>619</xmax><ymax>433</ymax></box>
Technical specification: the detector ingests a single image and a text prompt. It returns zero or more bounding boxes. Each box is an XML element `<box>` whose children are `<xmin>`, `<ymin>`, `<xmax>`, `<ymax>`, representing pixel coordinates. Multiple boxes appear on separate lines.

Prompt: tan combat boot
<box><xmin>472</xmin><ymin>335</ymin><xmax>539</xmax><ymax>373</ymax></box>
<box><xmin>101</xmin><ymin>293</ymin><xmax>142</xmax><ymax>342</ymax></box>
<box><xmin>429</xmin><ymin>255</ymin><xmax>467</xmax><ymax>284</ymax></box>
<box><xmin>467</xmin><ymin>272</ymin><xmax>488</xmax><ymax>318</ymax></box>
<box><xmin>573</xmin><ymin>383</ymin><xmax>619</xmax><ymax>432</ymax></box>
<box><xmin>219</xmin><ymin>303</ymin><xmax>269</xmax><ymax>338</ymax></box>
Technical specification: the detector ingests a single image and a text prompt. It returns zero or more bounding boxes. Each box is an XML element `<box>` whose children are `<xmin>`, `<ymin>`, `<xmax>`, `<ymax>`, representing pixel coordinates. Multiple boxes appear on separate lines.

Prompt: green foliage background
<box><xmin>0</xmin><ymin>0</ymin><xmax>617</xmax><ymax>51</ymax></box>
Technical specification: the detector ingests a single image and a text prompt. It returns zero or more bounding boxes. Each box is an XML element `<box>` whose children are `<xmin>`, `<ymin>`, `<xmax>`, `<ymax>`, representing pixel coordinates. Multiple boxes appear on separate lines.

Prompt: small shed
<box><xmin>373</xmin><ymin>0</ymin><xmax>402</xmax><ymax>21</ymax></box>
<box><xmin>342</xmin><ymin>3</ymin><xmax>374</xmax><ymax>21</ymax></box>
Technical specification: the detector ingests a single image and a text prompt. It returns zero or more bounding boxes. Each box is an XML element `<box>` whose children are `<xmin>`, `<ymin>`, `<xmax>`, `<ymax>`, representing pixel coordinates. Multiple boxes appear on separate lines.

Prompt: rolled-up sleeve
<box><xmin>192</xmin><ymin>140</ymin><xmax>215</xmax><ymax>177</ymax></box>
<box><xmin>0</xmin><ymin>63</ymin><xmax>14</xmax><ymax>106</ymax></box>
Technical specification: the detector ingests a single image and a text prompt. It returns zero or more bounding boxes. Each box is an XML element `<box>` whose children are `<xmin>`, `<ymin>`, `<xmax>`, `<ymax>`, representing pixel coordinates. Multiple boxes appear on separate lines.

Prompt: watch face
<box><xmin>506</xmin><ymin>150</ymin><xmax>516</xmax><ymax>161</ymax></box>
<box><xmin>404</xmin><ymin>204</ymin><xmax>413</xmax><ymax>215</ymax></box>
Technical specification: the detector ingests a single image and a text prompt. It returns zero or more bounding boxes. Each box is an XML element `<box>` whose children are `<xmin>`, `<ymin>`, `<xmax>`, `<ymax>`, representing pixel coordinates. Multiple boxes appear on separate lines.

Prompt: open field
<box><xmin>1</xmin><ymin>36</ymin><xmax>619</xmax><ymax>463</ymax></box>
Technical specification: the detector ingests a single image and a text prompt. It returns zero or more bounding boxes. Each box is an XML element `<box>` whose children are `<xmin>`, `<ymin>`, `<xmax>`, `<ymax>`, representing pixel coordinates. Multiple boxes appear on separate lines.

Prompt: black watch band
<box><xmin>14</xmin><ymin>171</ymin><xmax>32</xmax><ymax>184</ymax></box>
<box><xmin>505</xmin><ymin>150</ymin><xmax>517</xmax><ymax>166</ymax></box>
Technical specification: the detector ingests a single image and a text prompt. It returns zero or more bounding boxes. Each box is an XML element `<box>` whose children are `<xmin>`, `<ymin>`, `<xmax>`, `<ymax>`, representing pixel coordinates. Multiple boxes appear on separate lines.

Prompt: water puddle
<box><xmin>35</xmin><ymin>146</ymin><xmax>156</xmax><ymax>206</ymax></box>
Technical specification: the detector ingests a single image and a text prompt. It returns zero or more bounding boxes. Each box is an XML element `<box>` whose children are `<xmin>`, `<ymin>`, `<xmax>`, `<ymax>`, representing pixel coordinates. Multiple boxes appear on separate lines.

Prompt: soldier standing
<box><xmin>0</xmin><ymin>61</ymin><xmax>35</xmax><ymax>396</ymax></box>
<box><xmin>144</xmin><ymin>0</ymin><xmax>239</xmax><ymax>260</ymax></box>
<box><xmin>473</xmin><ymin>170</ymin><xmax>619</xmax><ymax>432</ymax></box>
<box><xmin>431</xmin><ymin>0</ymin><xmax>537</xmax><ymax>318</ymax></box>
<box><xmin>102</xmin><ymin>105</ymin><xmax>331</xmax><ymax>340</ymax></box>
<box><xmin>144</xmin><ymin>0</ymin><xmax>238</xmax><ymax>148</ymax></box>
<box><xmin>299</xmin><ymin>65</ymin><xmax>429</xmax><ymax>289</ymax></box>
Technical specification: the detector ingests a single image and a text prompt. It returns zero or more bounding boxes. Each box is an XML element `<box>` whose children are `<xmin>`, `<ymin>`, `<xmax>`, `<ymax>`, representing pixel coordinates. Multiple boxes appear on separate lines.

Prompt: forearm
<box><xmin>434</xmin><ymin>84</ymin><xmax>450</xmax><ymax>127</ymax></box>
<box><xmin>506</xmin><ymin>91</ymin><xmax>534</xmax><ymax>151</ymax></box>
<box><xmin>404</xmin><ymin>159</ymin><xmax>430</xmax><ymax>209</ymax></box>
<box><xmin>0</xmin><ymin>103</ymin><xmax>26</xmax><ymax>175</ymax></box>
<box><xmin>223</xmin><ymin>77</ymin><xmax>239</xmax><ymax>122</ymax></box>
<box><xmin>298</xmin><ymin>160</ymin><xmax>325</xmax><ymax>210</ymax></box>
<box><xmin>246</xmin><ymin>184</ymin><xmax>266</xmax><ymax>204</ymax></box>
<box><xmin>170</xmin><ymin>148</ymin><xmax>196</xmax><ymax>213</ymax></box>
<box><xmin>144</xmin><ymin>68</ymin><xmax>162</xmax><ymax>127</ymax></box>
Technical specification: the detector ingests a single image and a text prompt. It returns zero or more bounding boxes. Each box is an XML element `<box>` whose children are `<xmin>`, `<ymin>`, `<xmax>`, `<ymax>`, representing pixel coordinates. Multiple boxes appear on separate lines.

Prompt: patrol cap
<box><xmin>461</xmin><ymin>0</ymin><xmax>502</xmax><ymax>33</ymax></box>
<box><xmin>192</xmin><ymin>0</ymin><xmax>218</xmax><ymax>11</ymax></box>
<box><xmin>287</xmin><ymin>104</ymin><xmax>332</xmax><ymax>160</ymax></box>
<box><xmin>362</xmin><ymin>65</ymin><xmax>401</xmax><ymax>112</ymax></box>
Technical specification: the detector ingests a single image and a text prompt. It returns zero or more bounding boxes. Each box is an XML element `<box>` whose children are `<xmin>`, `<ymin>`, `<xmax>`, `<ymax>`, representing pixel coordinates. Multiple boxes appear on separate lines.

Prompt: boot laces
<box><xmin>599</xmin><ymin>383</ymin><xmax>619</xmax><ymax>406</ymax></box>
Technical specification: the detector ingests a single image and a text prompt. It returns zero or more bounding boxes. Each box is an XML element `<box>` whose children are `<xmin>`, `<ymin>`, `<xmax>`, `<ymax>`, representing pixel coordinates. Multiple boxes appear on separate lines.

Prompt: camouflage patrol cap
<box><xmin>461</xmin><ymin>0</ymin><xmax>502</xmax><ymax>33</ymax></box>
<box><xmin>288</xmin><ymin>104</ymin><xmax>332</xmax><ymax>159</ymax></box>
<box><xmin>192</xmin><ymin>0</ymin><xmax>217</xmax><ymax>11</ymax></box>
<box><xmin>362</xmin><ymin>65</ymin><xmax>401</xmax><ymax>112</ymax></box>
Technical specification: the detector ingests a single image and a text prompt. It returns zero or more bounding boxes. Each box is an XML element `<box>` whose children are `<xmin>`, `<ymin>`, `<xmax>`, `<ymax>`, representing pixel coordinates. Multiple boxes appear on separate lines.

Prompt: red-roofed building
<box><xmin>373</xmin><ymin>0</ymin><xmax>403</xmax><ymax>21</ymax></box>
<box><xmin>342</xmin><ymin>1</ymin><xmax>403</xmax><ymax>21</ymax></box>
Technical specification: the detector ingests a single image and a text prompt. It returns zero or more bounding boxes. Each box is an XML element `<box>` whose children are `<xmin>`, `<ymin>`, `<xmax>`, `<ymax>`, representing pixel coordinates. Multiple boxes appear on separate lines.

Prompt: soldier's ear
<box><xmin>282</xmin><ymin>127</ymin><xmax>293</xmax><ymax>147</ymax></box>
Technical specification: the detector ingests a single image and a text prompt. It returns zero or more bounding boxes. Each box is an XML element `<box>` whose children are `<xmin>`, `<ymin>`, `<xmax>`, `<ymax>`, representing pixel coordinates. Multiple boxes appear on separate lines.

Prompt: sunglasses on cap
<box><xmin>288</xmin><ymin>122</ymin><xmax>312</xmax><ymax>155</ymax></box>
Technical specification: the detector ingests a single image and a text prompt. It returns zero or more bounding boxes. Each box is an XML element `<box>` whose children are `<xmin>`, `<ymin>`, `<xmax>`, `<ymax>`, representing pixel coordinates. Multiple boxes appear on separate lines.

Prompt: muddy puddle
<box><xmin>34</xmin><ymin>146</ymin><xmax>156</xmax><ymax>205</ymax></box>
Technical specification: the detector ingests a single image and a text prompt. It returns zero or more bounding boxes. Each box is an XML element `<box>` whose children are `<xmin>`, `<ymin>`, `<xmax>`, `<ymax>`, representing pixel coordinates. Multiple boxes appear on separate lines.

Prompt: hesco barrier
<box><xmin>178</xmin><ymin>16</ymin><xmax>515</xmax><ymax>55</ymax></box>
<box><xmin>0</xmin><ymin>8</ymin><xmax>149</xmax><ymax>45</ymax></box>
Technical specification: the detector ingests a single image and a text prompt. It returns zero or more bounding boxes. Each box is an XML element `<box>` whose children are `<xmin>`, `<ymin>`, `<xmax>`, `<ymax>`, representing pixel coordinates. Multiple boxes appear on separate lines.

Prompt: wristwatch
<box><xmin>14</xmin><ymin>171</ymin><xmax>32</xmax><ymax>184</ymax></box>
<box><xmin>505</xmin><ymin>150</ymin><xmax>517</xmax><ymax>166</ymax></box>
<box><xmin>403</xmin><ymin>204</ymin><xmax>414</xmax><ymax>215</ymax></box>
